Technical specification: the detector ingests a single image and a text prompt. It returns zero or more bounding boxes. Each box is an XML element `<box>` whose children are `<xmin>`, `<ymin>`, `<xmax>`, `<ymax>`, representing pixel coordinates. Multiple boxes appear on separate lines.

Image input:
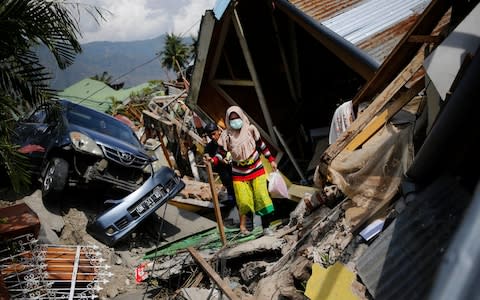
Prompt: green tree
<box><xmin>91</xmin><ymin>71</ymin><xmax>113</xmax><ymax>84</ymax></box>
<box><xmin>105</xmin><ymin>96</ymin><xmax>125</xmax><ymax>116</ymax></box>
<box><xmin>158</xmin><ymin>33</ymin><xmax>190</xmax><ymax>76</ymax></box>
<box><xmin>189</xmin><ymin>34</ymin><xmax>199</xmax><ymax>62</ymax></box>
<box><xmin>0</xmin><ymin>0</ymin><xmax>106</xmax><ymax>192</ymax></box>
<box><xmin>91</xmin><ymin>71</ymin><xmax>124</xmax><ymax>90</ymax></box>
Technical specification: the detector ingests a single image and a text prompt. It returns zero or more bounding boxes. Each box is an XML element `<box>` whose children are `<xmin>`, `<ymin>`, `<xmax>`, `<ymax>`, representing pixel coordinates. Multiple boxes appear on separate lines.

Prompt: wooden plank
<box><xmin>189</xmin><ymin>10</ymin><xmax>215</xmax><ymax>105</ymax></box>
<box><xmin>206</xmin><ymin>160</ymin><xmax>227</xmax><ymax>246</ymax></box>
<box><xmin>346</xmin><ymin>77</ymin><xmax>425</xmax><ymax>151</ymax></box>
<box><xmin>144</xmin><ymin>108</ymin><xmax>204</xmax><ymax>144</ymax></box>
<box><xmin>213</xmin><ymin>79</ymin><xmax>255</xmax><ymax>86</ymax></box>
<box><xmin>273</xmin><ymin>126</ymin><xmax>306</xmax><ymax>182</ymax></box>
<box><xmin>270</xmin><ymin>6</ymin><xmax>298</xmax><ymax>103</ymax></box>
<box><xmin>288</xmin><ymin>19</ymin><xmax>302</xmax><ymax>99</ymax></box>
<box><xmin>408</xmin><ymin>35</ymin><xmax>443</xmax><ymax>44</ymax></box>
<box><xmin>287</xmin><ymin>184</ymin><xmax>320</xmax><ymax>202</ymax></box>
<box><xmin>0</xmin><ymin>203</ymin><xmax>40</xmax><ymax>240</ymax></box>
<box><xmin>351</xmin><ymin>0</ymin><xmax>451</xmax><ymax>108</ymax></box>
<box><xmin>143</xmin><ymin>110</ymin><xmax>173</xmax><ymax>126</ymax></box>
<box><xmin>322</xmin><ymin>48</ymin><xmax>425</xmax><ymax>165</ymax></box>
<box><xmin>187</xmin><ymin>247</ymin><xmax>240</xmax><ymax>300</ymax></box>
<box><xmin>209</xmin><ymin>11</ymin><xmax>232</xmax><ymax>81</ymax></box>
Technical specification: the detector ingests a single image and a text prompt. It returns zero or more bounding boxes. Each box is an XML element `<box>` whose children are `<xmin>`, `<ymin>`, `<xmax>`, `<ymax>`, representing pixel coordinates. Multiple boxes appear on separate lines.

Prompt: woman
<box><xmin>218</xmin><ymin>106</ymin><xmax>277</xmax><ymax>236</ymax></box>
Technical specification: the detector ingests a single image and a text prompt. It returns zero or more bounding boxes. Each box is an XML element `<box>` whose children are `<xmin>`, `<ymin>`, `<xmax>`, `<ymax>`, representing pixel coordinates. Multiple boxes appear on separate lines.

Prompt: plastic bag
<box><xmin>268</xmin><ymin>171</ymin><xmax>289</xmax><ymax>199</ymax></box>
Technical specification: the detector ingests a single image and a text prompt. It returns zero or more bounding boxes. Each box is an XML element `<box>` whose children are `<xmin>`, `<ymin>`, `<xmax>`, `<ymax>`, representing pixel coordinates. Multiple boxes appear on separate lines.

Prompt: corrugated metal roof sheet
<box><xmin>58</xmin><ymin>78</ymin><xmax>154</xmax><ymax>113</ymax></box>
<box><xmin>290</xmin><ymin>0</ymin><xmax>364</xmax><ymax>21</ymax></box>
<box><xmin>289</xmin><ymin>0</ymin><xmax>432</xmax><ymax>62</ymax></box>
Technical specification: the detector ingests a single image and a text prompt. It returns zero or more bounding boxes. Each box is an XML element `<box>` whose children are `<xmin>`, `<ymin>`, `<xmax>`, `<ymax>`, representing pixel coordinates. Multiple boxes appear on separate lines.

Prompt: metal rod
<box><xmin>39</xmin><ymin>244</ymin><xmax>99</xmax><ymax>249</ymax></box>
<box><xmin>69</xmin><ymin>246</ymin><xmax>81</xmax><ymax>300</ymax></box>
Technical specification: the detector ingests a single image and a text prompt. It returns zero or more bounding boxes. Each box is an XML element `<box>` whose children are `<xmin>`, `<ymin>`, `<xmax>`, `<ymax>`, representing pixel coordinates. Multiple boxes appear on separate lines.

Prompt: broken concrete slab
<box><xmin>37</xmin><ymin>225</ymin><xmax>60</xmax><ymax>244</ymax></box>
<box><xmin>218</xmin><ymin>236</ymin><xmax>286</xmax><ymax>260</ymax></box>
<box><xmin>23</xmin><ymin>189</ymin><xmax>65</xmax><ymax>232</ymax></box>
<box><xmin>181</xmin><ymin>287</ymin><xmax>223</xmax><ymax>300</ymax></box>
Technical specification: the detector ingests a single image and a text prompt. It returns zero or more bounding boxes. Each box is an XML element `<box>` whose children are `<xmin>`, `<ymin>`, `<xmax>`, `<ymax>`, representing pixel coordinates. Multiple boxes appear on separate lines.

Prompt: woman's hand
<box><xmin>270</xmin><ymin>160</ymin><xmax>277</xmax><ymax>172</ymax></box>
<box><xmin>203</xmin><ymin>154</ymin><xmax>214</xmax><ymax>164</ymax></box>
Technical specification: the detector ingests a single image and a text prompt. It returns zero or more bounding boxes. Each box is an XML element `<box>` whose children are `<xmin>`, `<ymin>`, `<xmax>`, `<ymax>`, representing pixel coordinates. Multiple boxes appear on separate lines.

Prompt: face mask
<box><xmin>230</xmin><ymin>119</ymin><xmax>243</xmax><ymax>130</ymax></box>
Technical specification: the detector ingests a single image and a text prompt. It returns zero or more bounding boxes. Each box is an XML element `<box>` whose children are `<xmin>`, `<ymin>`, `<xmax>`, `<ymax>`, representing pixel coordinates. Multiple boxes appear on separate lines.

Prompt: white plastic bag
<box><xmin>268</xmin><ymin>171</ymin><xmax>289</xmax><ymax>199</ymax></box>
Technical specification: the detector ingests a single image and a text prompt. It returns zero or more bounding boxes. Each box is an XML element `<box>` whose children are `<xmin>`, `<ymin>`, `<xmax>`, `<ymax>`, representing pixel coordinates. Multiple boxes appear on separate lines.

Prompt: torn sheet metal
<box><xmin>423</xmin><ymin>3</ymin><xmax>480</xmax><ymax>100</ymax></box>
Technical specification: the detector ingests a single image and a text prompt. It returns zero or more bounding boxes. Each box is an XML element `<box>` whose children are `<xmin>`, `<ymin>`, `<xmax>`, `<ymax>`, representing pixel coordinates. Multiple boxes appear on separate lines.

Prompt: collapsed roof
<box><xmin>187</xmin><ymin>0</ymin><xmax>436</xmax><ymax>181</ymax></box>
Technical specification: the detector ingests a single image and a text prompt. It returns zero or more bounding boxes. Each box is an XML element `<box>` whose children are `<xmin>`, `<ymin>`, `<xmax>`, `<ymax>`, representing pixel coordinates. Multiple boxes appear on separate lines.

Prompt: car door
<box><xmin>13</xmin><ymin>104</ymin><xmax>59</xmax><ymax>172</ymax></box>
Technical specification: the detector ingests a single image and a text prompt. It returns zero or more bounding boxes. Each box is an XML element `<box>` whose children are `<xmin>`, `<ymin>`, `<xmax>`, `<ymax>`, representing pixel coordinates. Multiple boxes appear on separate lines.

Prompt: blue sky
<box><xmin>77</xmin><ymin>0</ymin><xmax>216</xmax><ymax>43</ymax></box>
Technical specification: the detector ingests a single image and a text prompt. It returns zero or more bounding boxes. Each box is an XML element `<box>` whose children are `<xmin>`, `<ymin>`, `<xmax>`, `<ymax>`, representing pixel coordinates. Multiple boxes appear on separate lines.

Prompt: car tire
<box><xmin>42</xmin><ymin>157</ymin><xmax>69</xmax><ymax>201</ymax></box>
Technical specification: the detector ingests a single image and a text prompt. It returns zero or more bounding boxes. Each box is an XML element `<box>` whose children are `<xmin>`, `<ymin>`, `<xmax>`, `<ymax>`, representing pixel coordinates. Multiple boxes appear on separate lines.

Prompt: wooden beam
<box><xmin>270</xmin><ymin>6</ymin><xmax>298</xmax><ymax>103</ymax></box>
<box><xmin>288</xmin><ymin>19</ymin><xmax>302</xmax><ymax>99</ymax></box>
<box><xmin>351</xmin><ymin>0</ymin><xmax>451</xmax><ymax>108</ymax></box>
<box><xmin>209</xmin><ymin>12</ymin><xmax>232</xmax><ymax>81</ymax></box>
<box><xmin>206</xmin><ymin>160</ymin><xmax>227</xmax><ymax>246</ymax></box>
<box><xmin>144</xmin><ymin>108</ymin><xmax>204</xmax><ymax>144</ymax></box>
<box><xmin>346</xmin><ymin>77</ymin><xmax>425</xmax><ymax>151</ymax></box>
<box><xmin>223</xmin><ymin>51</ymin><xmax>236</xmax><ymax>80</ymax></box>
<box><xmin>322</xmin><ymin>47</ymin><xmax>425</xmax><ymax>164</ymax></box>
<box><xmin>187</xmin><ymin>247</ymin><xmax>240</xmax><ymax>300</ymax></box>
<box><xmin>408</xmin><ymin>35</ymin><xmax>443</xmax><ymax>44</ymax></box>
<box><xmin>189</xmin><ymin>11</ymin><xmax>215</xmax><ymax>105</ymax></box>
<box><xmin>273</xmin><ymin>126</ymin><xmax>306</xmax><ymax>182</ymax></box>
<box><xmin>213</xmin><ymin>79</ymin><xmax>255</xmax><ymax>86</ymax></box>
<box><xmin>232</xmin><ymin>9</ymin><xmax>278</xmax><ymax>145</ymax></box>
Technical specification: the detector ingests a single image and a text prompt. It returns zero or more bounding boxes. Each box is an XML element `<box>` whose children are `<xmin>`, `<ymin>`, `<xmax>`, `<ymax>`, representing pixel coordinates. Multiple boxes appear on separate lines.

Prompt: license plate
<box><xmin>135</xmin><ymin>186</ymin><xmax>164</xmax><ymax>215</ymax></box>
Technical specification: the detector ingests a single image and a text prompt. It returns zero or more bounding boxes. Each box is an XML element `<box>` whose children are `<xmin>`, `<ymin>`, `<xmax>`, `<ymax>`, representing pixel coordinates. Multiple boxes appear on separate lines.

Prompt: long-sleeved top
<box><xmin>214</xmin><ymin>137</ymin><xmax>275</xmax><ymax>181</ymax></box>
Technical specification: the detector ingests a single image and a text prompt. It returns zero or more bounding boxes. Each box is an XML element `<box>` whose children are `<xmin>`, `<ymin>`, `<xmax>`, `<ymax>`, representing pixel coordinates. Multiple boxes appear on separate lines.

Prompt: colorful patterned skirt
<box><xmin>233</xmin><ymin>173</ymin><xmax>274</xmax><ymax>216</ymax></box>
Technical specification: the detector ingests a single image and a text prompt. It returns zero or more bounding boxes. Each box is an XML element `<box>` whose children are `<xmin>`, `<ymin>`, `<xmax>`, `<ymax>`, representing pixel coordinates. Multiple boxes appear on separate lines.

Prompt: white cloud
<box><xmin>77</xmin><ymin>0</ymin><xmax>216</xmax><ymax>43</ymax></box>
<box><xmin>172</xmin><ymin>0</ymin><xmax>216</xmax><ymax>37</ymax></box>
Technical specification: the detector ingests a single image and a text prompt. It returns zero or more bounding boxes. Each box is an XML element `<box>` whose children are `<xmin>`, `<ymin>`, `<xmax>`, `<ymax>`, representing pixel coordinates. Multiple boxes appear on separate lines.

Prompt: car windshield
<box><xmin>66</xmin><ymin>105</ymin><xmax>141</xmax><ymax>147</ymax></box>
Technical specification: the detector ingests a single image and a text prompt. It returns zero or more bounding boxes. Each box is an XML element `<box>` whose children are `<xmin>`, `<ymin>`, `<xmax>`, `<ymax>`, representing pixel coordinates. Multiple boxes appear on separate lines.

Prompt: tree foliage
<box><xmin>0</xmin><ymin>0</ymin><xmax>107</xmax><ymax>192</ymax></box>
<box><xmin>158</xmin><ymin>33</ymin><xmax>191</xmax><ymax>74</ymax></box>
<box><xmin>91</xmin><ymin>71</ymin><xmax>113</xmax><ymax>84</ymax></box>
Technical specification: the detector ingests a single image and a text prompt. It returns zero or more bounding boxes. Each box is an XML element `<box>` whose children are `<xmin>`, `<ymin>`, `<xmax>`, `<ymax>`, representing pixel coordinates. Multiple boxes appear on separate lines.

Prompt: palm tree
<box><xmin>91</xmin><ymin>71</ymin><xmax>113</xmax><ymax>84</ymax></box>
<box><xmin>0</xmin><ymin>0</ymin><xmax>106</xmax><ymax>192</ymax></box>
<box><xmin>189</xmin><ymin>34</ymin><xmax>199</xmax><ymax>62</ymax></box>
<box><xmin>91</xmin><ymin>71</ymin><xmax>124</xmax><ymax>90</ymax></box>
<box><xmin>158</xmin><ymin>33</ymin><xmax>191</xmax><ymax>80</ymax></box>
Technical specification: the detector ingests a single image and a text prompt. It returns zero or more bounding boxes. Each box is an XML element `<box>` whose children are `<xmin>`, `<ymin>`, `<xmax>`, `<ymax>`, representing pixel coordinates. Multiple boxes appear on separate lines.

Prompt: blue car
<box><xmin>13</xmin><ymin>99</ymin><xmax>154</xmax><ymax>200</ymax></box>
<box><xmin>14</xmin><ymin>99</ymin><xmax>185</xmax><ymax>245</ymax></box>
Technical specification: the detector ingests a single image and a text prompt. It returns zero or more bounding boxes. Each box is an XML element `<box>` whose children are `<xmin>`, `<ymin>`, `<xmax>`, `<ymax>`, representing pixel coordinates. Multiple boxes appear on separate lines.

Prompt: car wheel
<box><xmin>42</xmin><ymin>158</ymin><xmax>69</xmax><ymax>201</ymax></box>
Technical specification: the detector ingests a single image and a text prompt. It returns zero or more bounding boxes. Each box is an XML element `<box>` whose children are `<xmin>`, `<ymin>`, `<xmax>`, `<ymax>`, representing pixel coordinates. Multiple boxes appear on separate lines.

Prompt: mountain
<box><xmin>38</xmin><ymin>34</ymin><xmax>184</xmax><ymax>90</ymax></box>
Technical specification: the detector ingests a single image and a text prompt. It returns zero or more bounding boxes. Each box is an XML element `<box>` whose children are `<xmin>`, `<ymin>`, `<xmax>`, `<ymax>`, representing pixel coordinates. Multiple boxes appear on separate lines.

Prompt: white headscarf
<box><xmin>219</xmin><ymin>106</ymin><xmax>260</xmax><ymax>161</ymax></box>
